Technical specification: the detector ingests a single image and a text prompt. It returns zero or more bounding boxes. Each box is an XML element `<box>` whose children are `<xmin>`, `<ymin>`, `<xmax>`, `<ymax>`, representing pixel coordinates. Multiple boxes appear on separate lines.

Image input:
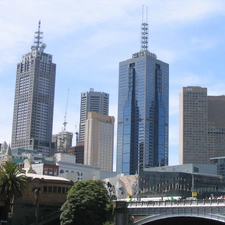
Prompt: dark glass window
<box><xmin>44</xmin><ymin>186</ymin><xmax>47</xmax><ymax>193</ymax></box>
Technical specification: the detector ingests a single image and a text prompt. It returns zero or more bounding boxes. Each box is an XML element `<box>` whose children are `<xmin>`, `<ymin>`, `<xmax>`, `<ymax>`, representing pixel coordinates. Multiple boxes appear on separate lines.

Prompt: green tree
<box><xmin>60</xmin><ymin>180</ymin><xmax>113</xmax><ymax>225</ymax></box>
<box><xmin>0</xmin><ymin>162</ymin><xmax>28</xmax><ymax>221</ymax></box>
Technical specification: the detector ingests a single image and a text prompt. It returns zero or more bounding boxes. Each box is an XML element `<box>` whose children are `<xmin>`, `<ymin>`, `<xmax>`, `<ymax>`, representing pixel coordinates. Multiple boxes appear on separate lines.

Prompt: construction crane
<box><xmin>74</xmin><ymin>124</ymin><xmax>79</xmax><ymax>143</ymax></box>
<box><xmin>63</xmin><ymin>89</ymin><xmax>69</xmax><ymax>131</ymax></box>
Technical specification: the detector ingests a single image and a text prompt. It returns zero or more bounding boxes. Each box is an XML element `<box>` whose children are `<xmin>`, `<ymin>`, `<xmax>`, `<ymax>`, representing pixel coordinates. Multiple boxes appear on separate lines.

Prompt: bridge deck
<box><xmin>128</xmin><ymin>199</ymin><xmax>225</xmax><ymax>208</ymax></box>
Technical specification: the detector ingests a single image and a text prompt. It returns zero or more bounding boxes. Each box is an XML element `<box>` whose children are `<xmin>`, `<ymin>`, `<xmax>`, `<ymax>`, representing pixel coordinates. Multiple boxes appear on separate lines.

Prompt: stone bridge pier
<box><xmin>113</xmin><ymin>201</ymin><xmax>130</xmax><ymax>225</ymax></box>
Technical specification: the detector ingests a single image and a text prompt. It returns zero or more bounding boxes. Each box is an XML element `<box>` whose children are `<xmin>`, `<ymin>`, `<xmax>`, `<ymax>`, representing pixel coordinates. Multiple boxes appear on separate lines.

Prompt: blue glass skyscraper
<box><xmin>116</xmin><ymin>20</ymin><xmax>169</xmax><ymax>175</ymax></box>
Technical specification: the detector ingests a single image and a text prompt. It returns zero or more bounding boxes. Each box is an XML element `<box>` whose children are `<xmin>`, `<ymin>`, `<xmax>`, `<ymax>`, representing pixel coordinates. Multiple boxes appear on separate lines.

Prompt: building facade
<box><xmin>84</xmin><ymin>112</ymin><xmax>114</xmax><ymax>171</ymax></box>
<box><xmin>54</xmin><ymin>152</ymin><xmax>101</xmax><ymax>181</ymax></box>
<box><xmin>179</xmin><ymin>86</ymin><xmax>208</xmax><ymax>164</ymax></box>
<box><xmin>104</xmin><ymin>164</ymin><xmax>224</xmax><ymax>201</ymax></box>
<box><xmin>116</xmin><ymin>20</ymin><xmax>169</xmax><ymax>175</ymax></box>
<box><xmin>52</xmin><ymin>130</ymin><xmax>73</xmax><ymax>153</ymax></box>
<box><xmin>141</xmin><ymin>165</ymin><xmax>224</xmax><ymax>200</ymax></box>
<box><xmin>79</xmin><ymin>88</ymin><xmax>109</xmax><ymax>142</ymax></box>
<box><xmin>7</xmin><ymin>174</ymin><xmax>73</xmax><ymax>225</ymax></box>
<box><xmin>210</xmin><ymin>156</ymin><xmax>225</xmax><ymax>177</ymax></box>
<box><xmin>207</xmin><ymin>95</ymin><xmax>225</xmax><ymax>160</ymax></box>
<box><xmin>179</xmin><ymin>86</ymin><xmax>225</xmax><ymax>164</ymax></box>
<box><xmin>68</xmin><ymin>142</ymin><xmax>84</xmax><ymax>164</ymax></box>
<box><xmin>11</xmin><ymin>21</ymin><xmax>56</xmax><ymax>156</ymax></box>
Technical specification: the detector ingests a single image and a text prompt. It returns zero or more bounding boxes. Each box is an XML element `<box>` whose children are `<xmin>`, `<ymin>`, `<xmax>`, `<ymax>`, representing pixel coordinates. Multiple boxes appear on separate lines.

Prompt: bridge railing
<box><xmin>128</xmin><ymin>199</ymin><xmax>225</xmax><ymax>207</ymax></box>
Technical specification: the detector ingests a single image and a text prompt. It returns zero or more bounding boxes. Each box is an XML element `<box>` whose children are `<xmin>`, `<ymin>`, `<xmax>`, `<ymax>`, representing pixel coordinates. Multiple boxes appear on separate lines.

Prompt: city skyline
<box><xmin>1</xmin><ymin>1</ymin><xmax>225</xmax><ymax>169</ymax></box>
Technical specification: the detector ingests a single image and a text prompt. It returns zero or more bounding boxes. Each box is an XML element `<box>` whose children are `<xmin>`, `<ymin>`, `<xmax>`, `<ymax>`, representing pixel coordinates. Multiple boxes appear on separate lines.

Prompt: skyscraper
<box><xmin>79</xmin><ymin>88</ymin><xmax>109</xmax><ymax>142</ymax></box>
<box><xmin>84</xmin><ymin>112</ymin><xmax>114</xmax><ymax>171</ymax></box>
<box><xmin>179</xmin><ymin>86</ymin><xmax>207</xmax><ymax>164</ymax></box>
<box><xmin>116</xmin><ymin>17</ymin><xmax>169</xmax><ymax>175</ymax></box>
<box><xmin>11</xmin><ymin>21</ymin><xmax>56</xmax><ymax>156</ymax></box>
<box><xmin>180</xmin><ymin>86</ymin><xmax>225</xmax><ymax>164</ymax></box>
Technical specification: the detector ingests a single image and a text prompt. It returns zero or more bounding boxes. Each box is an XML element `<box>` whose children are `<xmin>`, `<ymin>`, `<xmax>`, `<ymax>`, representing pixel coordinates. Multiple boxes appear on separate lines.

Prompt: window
<box><xmin>44</xmin><ymin>186</ymin><xmax>47</xmax><ymax>192</ymax></box>
<box><xmin>53</xmin><ymin>186</ymin><xmax>57</xmax><ymax>193</ymax></box>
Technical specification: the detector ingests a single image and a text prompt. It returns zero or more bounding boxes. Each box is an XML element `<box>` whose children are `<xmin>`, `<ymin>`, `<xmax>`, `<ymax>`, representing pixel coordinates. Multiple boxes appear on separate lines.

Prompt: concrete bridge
<box><xmin>114</xmin><ymin>199</ymin><xmax>225</xmax><ymax>225</ymax></box>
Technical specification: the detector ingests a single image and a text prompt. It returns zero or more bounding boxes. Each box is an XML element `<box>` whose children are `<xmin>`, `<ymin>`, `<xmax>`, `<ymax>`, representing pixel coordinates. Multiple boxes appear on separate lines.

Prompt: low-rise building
<box><xmin>210</xmin><ymin>156</ymin><xmax>225</xmax><ymax>176</ymax></box>
<box><xmin>104</xmin><ymin>164</ymin><xmax>225</xmax><ymax>200</ymax></box>
<box><xmin>55</xmin><ymin>152</ymin><xmax>101</xmax><ymax>181</ymax></box>
<box><xmin>12</xmin><ymin>173</ymin><xmax>73</xmax><ymax>224</ymax></box>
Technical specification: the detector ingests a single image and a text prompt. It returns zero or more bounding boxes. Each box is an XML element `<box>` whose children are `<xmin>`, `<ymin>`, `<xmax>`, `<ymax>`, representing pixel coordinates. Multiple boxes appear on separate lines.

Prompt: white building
<box><xmin>54</xmin><ymin>153</ymin><xmax>101</xmax><ymax>181</ymax></box>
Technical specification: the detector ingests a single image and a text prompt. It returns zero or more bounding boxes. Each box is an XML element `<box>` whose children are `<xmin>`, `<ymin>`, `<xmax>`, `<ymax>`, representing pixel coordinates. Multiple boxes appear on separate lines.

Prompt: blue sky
<box><xmin>1</xmin><ymin>0</ymin><xmax>225</xmax><ymax>169</ymax></box>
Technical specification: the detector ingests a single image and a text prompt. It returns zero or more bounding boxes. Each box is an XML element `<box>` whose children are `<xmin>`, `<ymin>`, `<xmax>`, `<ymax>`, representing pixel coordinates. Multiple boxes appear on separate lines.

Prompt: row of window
<box><xmin>43</xmin><ymin>186</ymin><xmax>70</xmax><ymax>194</ymax></box>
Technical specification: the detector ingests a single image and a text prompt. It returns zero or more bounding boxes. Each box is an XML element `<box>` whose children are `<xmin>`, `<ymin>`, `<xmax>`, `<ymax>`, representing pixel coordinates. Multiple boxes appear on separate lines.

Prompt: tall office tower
<box><xmin>11</xmin><ymin>21</ymin><xmax>56</xmax><ymax>156</ymax></box>
<box><xmin>207</xmin><ymin>96</ymin><xmax>225</xmax><ymax>159</ymax></box>
<box><xmin>179</xmin><ymin>86</ymin><xmax>225</xmax><ymax>164</ymax></box>
<box><xmin>116</xmin><ymin>17</ymin><xmax>169</xmax><ymax>175</ymax></box>
<box><xmin>84</xmin><ymin>112</ymin><xmax>114</xmax><ymax>171</ymax></box>
<box><xmin>79</xmin><ymin>88</ymin><xmax>109</xmax><ymax>142</ymax></box>
<box><xmin>179</xmin><ymin>86</ymin><xmax>208</xmax><ymax>164</ymax></box>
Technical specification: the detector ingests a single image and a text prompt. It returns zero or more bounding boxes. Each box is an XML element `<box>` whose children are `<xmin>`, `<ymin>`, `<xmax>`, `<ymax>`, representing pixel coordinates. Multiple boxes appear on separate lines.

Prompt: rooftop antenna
<box><xmin>34</xmin><ymin>20</ymin><xmax>43</xmax><ymax>48</ymax></box>
<box><xmin>141</xmin><ymin>6</ymin><xmax>148</xmax><ymax>52</ymax></box>
<box><xmin>63</xmin><ymin>89</ymin><xmax>69</xmax><ymax>131</ymax></box>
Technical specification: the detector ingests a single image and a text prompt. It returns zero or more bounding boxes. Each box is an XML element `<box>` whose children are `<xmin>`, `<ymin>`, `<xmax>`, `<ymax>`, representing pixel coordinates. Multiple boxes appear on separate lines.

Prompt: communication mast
<box><xmin>63</xmin><ymin>89</ymin><xmax>69</xmax><ymax>131</ymax></box>
<box><xmin>34</xmin><ymin>20</ymin><xmax>43</xmax><ymax>48</ymax></box>
<box><xmin>141</xmin><ymin>5</ymin><xmax>149</xmax><ymax>52</ymax></box>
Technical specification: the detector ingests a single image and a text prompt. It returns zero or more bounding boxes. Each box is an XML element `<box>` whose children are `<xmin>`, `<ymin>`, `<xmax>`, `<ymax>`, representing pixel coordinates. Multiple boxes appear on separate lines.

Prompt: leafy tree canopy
<box><xmin>60</xmin><ymin>180</ymin><xmax>113</xmax><ymax>225</ymax></box>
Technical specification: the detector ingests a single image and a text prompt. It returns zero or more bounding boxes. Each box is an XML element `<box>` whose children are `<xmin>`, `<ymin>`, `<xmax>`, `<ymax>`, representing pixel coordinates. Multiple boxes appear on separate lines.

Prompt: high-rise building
<box><xmin>84</xmin><ymin>112</ymin><xmax>114</xmax><ymax>171</ymax></box>
<box><xmin>180</xmin><ymin>86</ymin><xmax>225</xmax><ymax>164</ymax></box>
<box><xmin>52</xmin><ymin>131</ymin><xmax>73</xmax><ymax>153</ymax></box>
<box><xmin>116</xmin><ymin>18</ymin><xmax>169</xmax><ymax>175</ymax></box>
<box><xmin>11</xmin><ymin>21</ymin><xmax>56</xmax><ymax>156</ymax></box>
<box><xmin>79</xmin><ymin>88</ymin><xmax>109</xmax><ymax>142</ymax></box>
<box><xmin>179</xmin><ymin>86</ymin><xmax>207</xmax><ymax>164</ymax></box>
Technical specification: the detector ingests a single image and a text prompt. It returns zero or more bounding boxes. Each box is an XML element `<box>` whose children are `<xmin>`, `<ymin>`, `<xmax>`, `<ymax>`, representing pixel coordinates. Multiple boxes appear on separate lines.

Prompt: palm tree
<box><xmin>0</xmin><ymin>162</ymin><xmax>28</xmax><ymax>222</ymax></box>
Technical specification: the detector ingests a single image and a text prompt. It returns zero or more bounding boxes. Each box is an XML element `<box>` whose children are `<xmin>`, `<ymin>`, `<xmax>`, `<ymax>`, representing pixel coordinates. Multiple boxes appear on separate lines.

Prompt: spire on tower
<box><xmin>3</xmin><ymin>144</ymin><xmax>12</xmax><ymax>164</ymax></box>
<box><xmin>34</xmin><ymin>20</ymin><xmax>43</xmax><ymax>48</ymax></box>
<box><xmin>141</xmin><ymin>6</ymin><xmax>149</xmax><ymax>52</ymax></box>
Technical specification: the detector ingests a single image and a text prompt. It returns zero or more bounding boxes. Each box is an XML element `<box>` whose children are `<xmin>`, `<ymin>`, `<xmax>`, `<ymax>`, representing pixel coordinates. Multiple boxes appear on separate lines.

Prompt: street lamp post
<box><xmin>33</xmin><ymin>187</ymin><xmax>41</xmax><ymax>225</ymax></box>
<box><xmin>92</xmin><ymin>163</ymin><xmax>98</xmax><ymax>180</ymax></box>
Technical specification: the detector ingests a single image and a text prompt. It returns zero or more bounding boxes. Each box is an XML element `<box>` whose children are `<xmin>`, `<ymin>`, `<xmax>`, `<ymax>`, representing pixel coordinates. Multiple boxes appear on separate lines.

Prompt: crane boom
<box><xmin>63</xmin><ymin>89</ymin><xmax>69</xmax><ymax>131</ymax></box>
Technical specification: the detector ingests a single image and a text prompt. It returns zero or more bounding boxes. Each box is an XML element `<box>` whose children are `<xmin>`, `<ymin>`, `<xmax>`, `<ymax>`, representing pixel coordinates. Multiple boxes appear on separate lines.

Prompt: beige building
<box><xmin>180</xmin><ymin>86</ymin><xmax>225</xmax><ymax>164</ymax></box>
<box><xmin>84</xmin><ymin>112</ymin><xmax>114</xmax><ymax>171</ymax></box>
<box><xmin>79</xmin><ymin>88</ymin><xmax>109</xmax><ymax>142</ymax></box>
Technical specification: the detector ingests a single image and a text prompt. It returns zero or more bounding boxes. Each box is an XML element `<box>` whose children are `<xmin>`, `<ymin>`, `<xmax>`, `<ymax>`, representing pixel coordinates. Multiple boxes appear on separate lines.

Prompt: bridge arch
<box><xmin>133</xmin><ymin>213</ymin><xmax>225</xmax><ymax>225</ymax></box>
